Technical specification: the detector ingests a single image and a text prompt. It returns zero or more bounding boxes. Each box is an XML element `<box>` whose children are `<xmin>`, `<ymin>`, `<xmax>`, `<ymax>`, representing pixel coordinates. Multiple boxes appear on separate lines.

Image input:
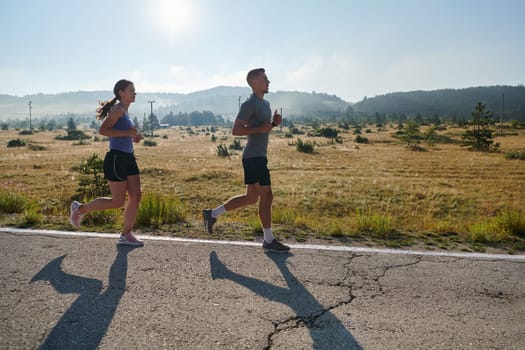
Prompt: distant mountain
<box><xmin>352</xmin><ymin>85</ymin><xmax>525</xmax><ymax>120</ymax></box>
<box><xmin>2</xmin><ymin>85</ymin><xmax>524</xmax><ymax>123</ymax></box>
<box><xmin>0</xmin><ymin>87</ymin><xmax>349</xmax><ymax>122</ymax></box>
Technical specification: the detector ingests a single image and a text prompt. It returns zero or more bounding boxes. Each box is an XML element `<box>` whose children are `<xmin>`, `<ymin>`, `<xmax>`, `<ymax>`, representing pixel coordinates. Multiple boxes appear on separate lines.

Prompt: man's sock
<box><xmin>211</xmin><ymin>205</ymin><xmax>226</xmax><ymax>218</ymax></box>
<box><xmin>263</xmin><ymin>228</ymin><xmax>275</xmax><ymax>243</ymax></box>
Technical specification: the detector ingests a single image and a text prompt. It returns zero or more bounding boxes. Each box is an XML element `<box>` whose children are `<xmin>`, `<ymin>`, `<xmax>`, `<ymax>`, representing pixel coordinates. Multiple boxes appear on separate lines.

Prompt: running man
<box><xmin>203</xmin><ymin>68</ymin><xmax>290</xmax><ymax>253</ymax></box>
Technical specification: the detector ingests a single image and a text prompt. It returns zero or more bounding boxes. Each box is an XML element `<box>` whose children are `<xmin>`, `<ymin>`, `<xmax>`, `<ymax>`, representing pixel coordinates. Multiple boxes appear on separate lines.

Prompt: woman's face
<box><xmin>119</xmin><ymin>83</ymin><xmax>136</xmax><ymax>103</ymax></box>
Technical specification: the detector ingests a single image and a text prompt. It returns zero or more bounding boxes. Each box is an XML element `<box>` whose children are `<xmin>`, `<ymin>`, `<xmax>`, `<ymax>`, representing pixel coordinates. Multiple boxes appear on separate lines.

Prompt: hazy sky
<box><xmin>1</xmin><ymin>0</ymin><xmax>524</xmax><ymax>102</ymax></box>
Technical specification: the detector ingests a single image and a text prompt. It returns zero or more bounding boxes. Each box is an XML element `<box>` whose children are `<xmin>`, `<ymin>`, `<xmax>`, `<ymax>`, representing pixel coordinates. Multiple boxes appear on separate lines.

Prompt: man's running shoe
<box><xmin>262</xmin><ymin>239</ymin><xmax>290</xmax><ymax>253</ymax></box>
<box><xmin>202</xmin><ymin>209</ymin><xmax>216</xmax><ymax>234</ymax></box>
<box><xmin>69</xmin><ymin>201</ymin><xmax>83</xmax><ymax>228</ymax></box>
<box><xmin>117</xmin><ymin>232</ymin><xmax>144</xmax><ymax>246</ymax></box>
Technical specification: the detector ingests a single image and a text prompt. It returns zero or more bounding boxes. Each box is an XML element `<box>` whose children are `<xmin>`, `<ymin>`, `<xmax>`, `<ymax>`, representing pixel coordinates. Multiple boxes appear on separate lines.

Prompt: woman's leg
<box><xmin>122</xmin><ymin>175</ymin><xmax>141</xmax><ymax>235</ymax></box>
<box><xmin>78</xmin><ymin>181</ymin><xmax>127</xmax><ymax>214</ymax></box>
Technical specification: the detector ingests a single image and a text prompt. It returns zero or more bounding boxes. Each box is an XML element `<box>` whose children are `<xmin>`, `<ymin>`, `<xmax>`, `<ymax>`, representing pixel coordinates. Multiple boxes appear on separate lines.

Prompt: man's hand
<box><xmin>272</xmin><ymin>110</ymin><xmax>282</xmax><ymax>127</ymax></box>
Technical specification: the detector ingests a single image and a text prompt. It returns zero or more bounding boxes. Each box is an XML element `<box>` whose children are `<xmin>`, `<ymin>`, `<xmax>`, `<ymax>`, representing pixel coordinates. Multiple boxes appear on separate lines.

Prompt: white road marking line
<box><xmin>1</xmin><ymin>227</ymin><xmax>524</xmax><ymax>261</ymax></box>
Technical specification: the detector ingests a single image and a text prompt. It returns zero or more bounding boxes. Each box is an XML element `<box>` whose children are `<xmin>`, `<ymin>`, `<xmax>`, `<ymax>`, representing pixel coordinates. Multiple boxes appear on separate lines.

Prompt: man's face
<box><xmin>252</xmin><ymin>73</ymin><xmax>270</xmax><ymax>94</ymax></box>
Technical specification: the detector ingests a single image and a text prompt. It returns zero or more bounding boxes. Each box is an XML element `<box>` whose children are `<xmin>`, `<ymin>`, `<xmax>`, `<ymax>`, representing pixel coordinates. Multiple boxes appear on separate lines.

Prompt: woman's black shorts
<box><xmin>242</xmin><ymin>157</ymin><xmax>271</xmax><ymax>186</ymax></box>
<box><xmin>103</xmin><ymin>149</ymin><xmax>139</xmax><ymax>182</ymax></box>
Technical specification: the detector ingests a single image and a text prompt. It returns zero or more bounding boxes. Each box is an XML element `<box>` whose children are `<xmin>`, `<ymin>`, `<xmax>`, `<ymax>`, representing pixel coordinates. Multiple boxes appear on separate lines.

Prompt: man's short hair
<box><xmin>246</xmin><ymin>68</ymin><xmax>265</xmax><ymax>85</ymax></box>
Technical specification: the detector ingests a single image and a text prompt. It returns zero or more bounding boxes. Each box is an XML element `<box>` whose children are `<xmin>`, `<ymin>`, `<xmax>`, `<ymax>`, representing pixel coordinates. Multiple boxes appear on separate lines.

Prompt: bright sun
<box><xmin>152</xmin><ymin>0</ymin><xmax>194</xmax><ymax>39</ymax></box>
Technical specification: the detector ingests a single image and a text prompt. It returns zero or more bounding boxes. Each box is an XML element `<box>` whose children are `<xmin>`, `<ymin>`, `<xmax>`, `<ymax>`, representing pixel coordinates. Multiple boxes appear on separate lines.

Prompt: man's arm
<box><xmin>231</xmin><ymin>117</ymin><xmax>273</xmax><ymax>136</ymax></box>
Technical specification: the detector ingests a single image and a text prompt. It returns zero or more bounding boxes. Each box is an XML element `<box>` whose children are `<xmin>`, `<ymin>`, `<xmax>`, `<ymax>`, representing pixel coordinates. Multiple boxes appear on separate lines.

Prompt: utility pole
<box><xmin>28</xmin><ymin>101</ymin><xmax>32</xmax><ymax>130</ymax></box>
<box><xmin>280</xmin><ymin>107</ymin><xmax>283</xmax><ymax>132</ymax></box>
<box><xmin>148</xmin><ymin>100</ymin><xmax>155</xmax><ymax>137</ymax></box>
<box><xmin>500</xmin><ymin>93</ymin><xmax>504</xmax><ymax>136</ymax></box>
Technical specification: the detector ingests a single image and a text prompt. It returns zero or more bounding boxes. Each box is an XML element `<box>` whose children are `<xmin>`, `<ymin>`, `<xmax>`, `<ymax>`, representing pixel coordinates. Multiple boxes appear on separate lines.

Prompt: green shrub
<box><xmin>468</xmin><ymin>222</ymin><xmax>506</xmax><ymax>243</ymax></box>
<box><xmin>21</xmin><ymin>203</ymin><xmax>43</xmax><ymax>226</ymax></box>
<box><xmin>319</xmin><ymin>127</ymin><xmax>338</xmax><ymax>139</ymax></box>
<box><xmin>355</xmin><ymin>135</ymin><xmax>368</xmax><ymax>144</ymax></box>
<box><xmin>272</xmin><ymin>206</ymin><xmax>298</xmax><ymax>225</ymax></box>
<box><xmin>136</xmin><ymin>193</ymin><xmax>187</xmax><ymax>227</ymax></box>
<box><xmin>0</xmin><ymin>191</ymin><xmax>28</xmax><ymax>213</ymax></box>
<box><xmin>467</xmin><ymin>209</ymin><xmax>525</xmax><ymax>242</ymax></box>
<box><xmin>505</xmin><ymin>151</ymin><xmax>525</xmax><ymax>160</ymax></box>
<box><xmin>7</xmin><ymin>139</ymin><xmax>26</xmax><ymax>148</ymax></box>
<box><xmin>55</xmin><ymin>129</ymin><xmax>91</xmax><ymax>141</ymax></box>
<box><xmin>296</xmin><ymin>138</ymin><xmax>315</xmax><ymax>153</ymax></box>
<box><xmin>28</xmin><ymin>144</ymin><xmax>46</xmax><ymax>151</ymax></box>
<box><xmin>143</xmin><ymin>139</ymin><xmax>157</xmax><ymax>147</ymax></box>
<box><xmin>82</xmin><ymin>208</ymin><xmax>120</xmax><ymax>227</ymax></box>
<box><xmin>354</xmin><ymin>210</ymin><xmax>393</xmax><ymax>238</ymax></box>
<box><xmin>494</xmin><ymin>209</ymin><xmax>525</xmax><ymax>237</ymax></box>
<box><xmin>229</xmin><ymin>138</ymin><xmax>243</xmax><ymax>150</ymax></box>
<box><xmin>216</xmin><ymin>144</ymin><xmax>230</xmax><ymax>157</ymax></box>
<box><xmin>246</xmin><ymin>216</ymin><xmax>262</xmax><ymax>233</ymax></box>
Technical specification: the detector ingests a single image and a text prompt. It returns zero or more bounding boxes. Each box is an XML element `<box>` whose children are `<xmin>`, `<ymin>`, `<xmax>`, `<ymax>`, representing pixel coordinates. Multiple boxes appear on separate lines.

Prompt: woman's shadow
<box><xmin>210</xmin><ymin>251</ymin><xmax>363</xmax><ymax>350</ymax></box>
<box><xmin>31</xmin><ymin>246</ymin><xmax>139</xmax><ymax>349</ymax></box>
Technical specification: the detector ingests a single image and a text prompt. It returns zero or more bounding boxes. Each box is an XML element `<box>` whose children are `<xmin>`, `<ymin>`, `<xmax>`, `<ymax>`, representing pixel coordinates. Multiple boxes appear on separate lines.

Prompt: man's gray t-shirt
<box><xmin>237</xmin><ymin>94</ymin><xmax>272</xmax><ymax>159</ymax></box>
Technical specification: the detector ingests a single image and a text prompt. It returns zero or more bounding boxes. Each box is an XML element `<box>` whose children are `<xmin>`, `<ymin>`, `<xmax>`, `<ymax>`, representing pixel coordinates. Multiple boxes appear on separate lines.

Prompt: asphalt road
<box><xmin>1</xmin><ymin>229</ymin><xmax>524</xmax><ymax>349</ymax></box>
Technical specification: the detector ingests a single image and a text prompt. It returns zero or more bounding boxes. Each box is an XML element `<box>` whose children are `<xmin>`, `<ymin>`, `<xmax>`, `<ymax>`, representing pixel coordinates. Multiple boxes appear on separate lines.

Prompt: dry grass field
<box><xmin>1</xmin><ymin>124</ymin><xmax>524</xmax><ymax>253</ymax></box>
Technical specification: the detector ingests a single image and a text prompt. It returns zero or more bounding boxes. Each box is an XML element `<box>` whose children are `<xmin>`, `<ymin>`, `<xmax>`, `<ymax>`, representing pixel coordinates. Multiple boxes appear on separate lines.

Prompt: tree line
<box><xmin>352</xmin><ymin>85</ymin><xmax>525</xmax><ymax>121</ymax></box>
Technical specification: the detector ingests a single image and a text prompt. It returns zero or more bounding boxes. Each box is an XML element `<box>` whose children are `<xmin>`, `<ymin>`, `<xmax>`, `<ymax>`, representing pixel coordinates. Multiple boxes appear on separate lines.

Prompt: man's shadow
<box><xmin>210</xmin><ymin>251</ymin><xmax>363</xmax><ymax>349</ymax></box>
<box><xmin>31</xmin><ymin>246</ymin><xmax>139</xmax><ymax>349</ymax></box>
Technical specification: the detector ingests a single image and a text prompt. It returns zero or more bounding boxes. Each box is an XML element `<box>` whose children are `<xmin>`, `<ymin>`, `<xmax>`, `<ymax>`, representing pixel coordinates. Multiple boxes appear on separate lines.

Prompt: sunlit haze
<box><xmin>1</xmin><ymin>0</ymin><xmax>524</xmax><ymax>102</ymax></box>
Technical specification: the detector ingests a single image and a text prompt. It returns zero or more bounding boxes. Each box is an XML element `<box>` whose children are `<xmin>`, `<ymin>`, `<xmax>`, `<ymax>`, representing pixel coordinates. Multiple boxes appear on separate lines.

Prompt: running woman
<box><xmin>69</xmin><ymin>79</ymin><xmax>144</xmax><ymax>246</ymax></box>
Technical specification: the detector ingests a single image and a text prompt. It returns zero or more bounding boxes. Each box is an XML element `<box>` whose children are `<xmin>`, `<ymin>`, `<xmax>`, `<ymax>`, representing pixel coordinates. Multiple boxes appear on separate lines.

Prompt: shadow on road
<box><xmin>30</xmin><ymin>245</ymin><xmax>140</xmax><ymax>349</ymax></box>
<box><xmin>210</xmin><ymin>251</ymin><xmax>363</xmax><ymax>350</ymax></box>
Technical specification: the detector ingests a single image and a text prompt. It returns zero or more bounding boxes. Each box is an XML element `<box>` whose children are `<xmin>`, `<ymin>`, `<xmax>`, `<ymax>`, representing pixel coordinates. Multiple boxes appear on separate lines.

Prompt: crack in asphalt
<box><xmin>265</xmin><ymin>254</ymin><xmax>358</xmax><ymax>349</ymax></box>
<box><xmin>373</xmin><ymin>256</ymin><xmax>423</xmax><ymax>294</ymax></box>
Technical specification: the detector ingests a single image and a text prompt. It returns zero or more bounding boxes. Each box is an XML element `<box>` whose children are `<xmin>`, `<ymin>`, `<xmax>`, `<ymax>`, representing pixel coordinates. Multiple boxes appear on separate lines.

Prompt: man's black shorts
<box><xmin>103</xmin><ymin>149</ymin><xmax>139</xmax><ymax>182</ymax></box>
<box><xmin>242</xmin><ymin>157</ymin><xmax>271</xmax><ymax>186</ymax></box>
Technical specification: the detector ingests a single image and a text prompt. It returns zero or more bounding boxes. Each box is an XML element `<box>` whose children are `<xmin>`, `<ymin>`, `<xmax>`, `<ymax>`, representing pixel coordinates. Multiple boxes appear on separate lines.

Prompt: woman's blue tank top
<box><xmin>109</xmin><ymin>112</ymin><xmax>134</xmax><ymax>153</ymax></box>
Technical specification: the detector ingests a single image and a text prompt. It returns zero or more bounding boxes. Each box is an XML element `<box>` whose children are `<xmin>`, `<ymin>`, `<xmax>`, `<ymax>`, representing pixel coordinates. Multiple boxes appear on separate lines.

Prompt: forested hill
<box><xmin>2</xmin><ymin>85</ymin><xmax>524</xmax><ymax>122</ymax></box>
<box><xmin>0</xmin><ymin>87</ymin><xmax>349</xmax><ymax>121</ymax></box>
<box><xmin>352</xmin><ymin>86</ymin><xmax>525</xmax><ymax>120</ymax></box>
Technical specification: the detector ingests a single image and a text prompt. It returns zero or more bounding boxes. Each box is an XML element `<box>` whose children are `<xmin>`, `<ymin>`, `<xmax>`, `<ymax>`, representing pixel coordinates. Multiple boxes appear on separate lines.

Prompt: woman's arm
<box><xmin>99</xmin><ymin>106</ymin><xmax>137</xmax><ymax>138</ymax></box>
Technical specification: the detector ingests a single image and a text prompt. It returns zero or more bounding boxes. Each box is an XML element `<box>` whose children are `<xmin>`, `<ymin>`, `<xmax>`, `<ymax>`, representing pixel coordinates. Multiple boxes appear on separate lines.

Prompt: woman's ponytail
<box><xmin>96</xmin><ymin>97</ymin><xmax>118</xmax><ymax>120</ymax></box>
<box><xmin>95</xmin><ymin>79</ymin><xmax>133</xmax><ymax>120</ymax></box>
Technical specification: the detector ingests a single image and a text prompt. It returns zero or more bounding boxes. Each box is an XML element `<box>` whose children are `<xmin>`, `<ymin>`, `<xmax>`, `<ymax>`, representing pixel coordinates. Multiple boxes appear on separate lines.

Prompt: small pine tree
<box><xmin>73</xmin><ymin>153</ymin><xmax>110</xmax><ymax>200</ymax></box>
<box><xmin>67</xmin><ymin>117</ymin><xmax>77</xmax><ymax>131</ymax></box>
<box><xmin>461</xmin><ymin>102</ymin><xmax>500</xmax><ymax>152</ymax></box>
<box><xmin>399</xmin><ymin>120</ymin><xmax>421</xmax><ymax>146</ymax></box>
<box><xmin>424</xmin><ymin>126</ymin><xmax>438</xmax><ymax>147</ymax></box>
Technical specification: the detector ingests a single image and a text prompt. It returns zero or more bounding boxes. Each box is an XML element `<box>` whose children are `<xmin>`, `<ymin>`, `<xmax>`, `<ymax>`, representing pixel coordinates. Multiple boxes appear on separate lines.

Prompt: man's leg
<box><xmin>257</xmin><ymin>184</ymin><xmax>273</xmax><ymax>232</ymax></box>
<box><xmin>203</xmin><ymin>184</ymin><xmax>259</xmax><ymax>234</ymax></box>
<box><xmin>258</xmin><ymin>184</ymin><xmax>290</xmax><ymax>252</ymax></box>
<box><xmin>223</xmin><ymin>184</ymin><xmax>259</xmax><ymax>211</ymax></box>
